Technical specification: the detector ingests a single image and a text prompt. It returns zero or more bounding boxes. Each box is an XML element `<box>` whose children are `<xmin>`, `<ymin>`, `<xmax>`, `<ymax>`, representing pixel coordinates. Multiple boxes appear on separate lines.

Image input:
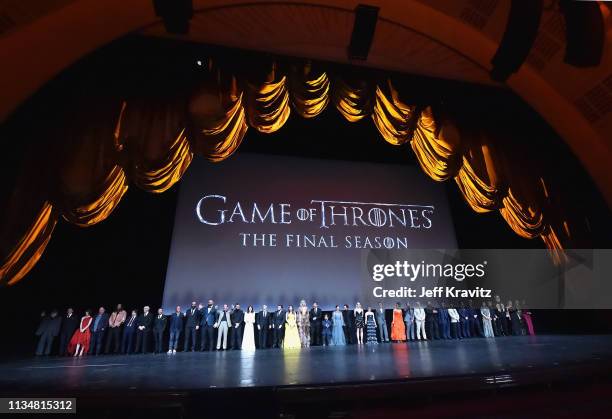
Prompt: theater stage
<box><xmin>2</xmin><ymin>335</ymin><xmax>612</xmax><ymax>396</ymax></box>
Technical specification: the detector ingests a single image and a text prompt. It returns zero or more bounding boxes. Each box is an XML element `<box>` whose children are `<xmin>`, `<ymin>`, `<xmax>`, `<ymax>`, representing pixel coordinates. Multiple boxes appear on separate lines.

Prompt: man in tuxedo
<box><xmin>122</xmin><ymin>310</ymin><xmax>138</xmax><ymax>354</ymax></box>
<box><xmin>167</xmin><ymin>305</ymin><xmax>183</xmax><ymax>354</ymax></box>
<box><xmin>183</xmin><ymin>301</ymin><xmax>201</xmax><ymax>352</ymax></box>
<box><xmin>376</xmin><ymin>302</ymin><xmax>389</xmax><ymax>342</ymax></box>
<box><xmin>200</xmin><ymin>299</ymin><xmax>217</xmax><ymax>351</ymax></box>
<box><xmin>153</xmin><ymin>308</ymin><xmax>167</xmax><ymax>354</ymax></box>
<box><xmin>468</xmin><ymin>300</ymin><xmax>484</xmax><ymax>337</ymax></box>
<box><xmin>59</xmin><ymin>308</ymin><xmax>78</xmax><ymax>356</ymax></box>
<box><xmin>425</xmin><ymin>301</ymin><xmax>440</xmax><ymax>340</ymax></box>
<box><xmin>135</xmin><ymin>305</ymin><xmax>153</xmax><ymax>353</ymax></box>
<box><xmin>89</xmin><ymin>306</ymin><xmax>109</xmax><ymax>355</ymax></box>
<box><xmin>342</xmin><ymin>304</ymin><xmax>355</xmax><ymax>344</ymax></box>
<box><xmin>438</xmin><ymin>301</ymin><xmax>451</xmax><ymax>339</ymax></box>
<box><xmin>35</xmin><ymin>309</ymin><xmax>61</xmax><ymax>356</ymax></box>
<box><xmin>105</xmin><ymin>303</ymin><xmax>126</xmax><ymax>354</ymax></box>
<box><xmin>309</xmin><ymin>302</ymin><xmax>322</xmax><ymax>346</ymax></box>
<box><xmin>231</xmin><ymin>303</ymin><xmax>244</xmax><ymax>349</ymax></box>
<box><xmin>214</xmin><ymin>304</ymin><xmax>232</xmax><ymax>350</ymax></box>
<box><xmin>256</xmin><ymin>305</ymin><xmax>271</xmax><ymax>349</ymax></box>
<box><xmin>271</xmin><ymin>305</ymin><xmax>285</xmax><ymax>348</ymax></box>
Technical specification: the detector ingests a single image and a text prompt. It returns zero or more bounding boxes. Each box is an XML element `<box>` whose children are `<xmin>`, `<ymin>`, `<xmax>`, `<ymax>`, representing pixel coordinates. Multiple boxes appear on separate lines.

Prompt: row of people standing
<box><xmin>34</xmin><ymin>297</ymin><xmax>534</xmax><ymax>356</ymax></box>
<box><xmin>387</xmin><ymin>298</ymin><xmax>534</xmax><ymax>342</ymax></box>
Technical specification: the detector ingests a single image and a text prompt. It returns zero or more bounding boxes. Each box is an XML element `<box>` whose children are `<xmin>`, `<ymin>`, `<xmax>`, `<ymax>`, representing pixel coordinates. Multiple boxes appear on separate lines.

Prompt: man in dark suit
<box><xmin>309</xmin><ymin>302</ymin><xmax>323</xmax><ymax>346</ymax></box>
<box><xmin>183</xmin><ymin>301</ymin><xmax>201</xmax><ymax>352</ymax></box>
<box><xmin>342</xmin><ymin>304</ymin><xmax>355</xmax><ymax>344</ymax></box>
<box><xmin>35</xmin><ymin>309</ymin><xmax>61</xmax><ymax>356</ymax></box>
<box><xmin>256</xmin><ymin>305</ymin><xmax>271</xmax><ymax>349</ymax></box>
<box><xmin>153</xmin><ymin>308</ymin><xmax>167</xmax><ymax>354</ymax></box>
<box><xmin>122</xmin><ymin>310</ymin><xmax>138</xmax><ymax>354</ymax></box>
<box><xmin>200</xmin><ymin>299</ymin><xmax>217</xmax><ymax>351</ymax></box>
<box><xmin>89</xmin><ymin>306</ymin><xmax>109</xmax><ymax>355</ymax></box>
<box><xmin>59</xmin><ymin>307</ymin><xmax>78</xmax><ymax>356</ymax></box>
<box><xmin>231</xmin><ymin>303</ymin><xmax>244</xmax><ymax>349</ymax></box>
<box><xmin>168</xmin><ymin>306</ymin><xmax>183</xmax><ymax>354</ymax></box>
<box><xmin>271</xmin><ymin>305</ymin><xmax>285</xmax><ymax>348</ymax></box>
<box><xmin>135</xmin><ymin>306</ymin><xmax>153</xmax><ymax>353</ymax></box>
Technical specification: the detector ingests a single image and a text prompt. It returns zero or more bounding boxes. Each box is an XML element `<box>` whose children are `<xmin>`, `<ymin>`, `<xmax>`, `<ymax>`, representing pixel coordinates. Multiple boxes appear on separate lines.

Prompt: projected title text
<box><xmin>195</xmin><ymin>194</ymin><xmax>434</xmax><ymax>249</ymax></box>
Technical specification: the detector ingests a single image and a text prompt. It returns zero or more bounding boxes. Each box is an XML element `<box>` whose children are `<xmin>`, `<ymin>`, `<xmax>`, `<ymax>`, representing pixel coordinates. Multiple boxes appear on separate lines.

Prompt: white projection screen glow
<box><xmin>162</xmin><ymin>154</ymin><xmax>457</xmax><ymax>311</ymax></box>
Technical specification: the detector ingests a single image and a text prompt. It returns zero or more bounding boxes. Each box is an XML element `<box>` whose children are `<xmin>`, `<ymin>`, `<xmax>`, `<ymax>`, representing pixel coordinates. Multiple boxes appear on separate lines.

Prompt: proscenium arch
<box><xmin>1</xmin><ymin>0</ymin><xmax>611</xmax><ymax>208</ymax></box>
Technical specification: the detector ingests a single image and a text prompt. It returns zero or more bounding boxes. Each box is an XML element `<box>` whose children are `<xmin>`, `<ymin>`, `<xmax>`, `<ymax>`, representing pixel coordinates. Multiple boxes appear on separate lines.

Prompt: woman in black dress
<box><xmin>354</xmin><ymin>302</ymin><xmax>365</xmax><ymax>345</ymax></box>
<box><xmin>508</xmin><ymin>300</ymin><xmax>521</xmax><ymax>336</ymax></box>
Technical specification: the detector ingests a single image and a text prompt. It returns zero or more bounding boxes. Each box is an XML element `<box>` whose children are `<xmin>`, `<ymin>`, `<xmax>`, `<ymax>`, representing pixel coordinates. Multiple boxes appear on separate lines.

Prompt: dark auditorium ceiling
<box><xmin>0</xmin><ymin>0</ymin><xmax>611</xmax><ymax>208</ymax></box>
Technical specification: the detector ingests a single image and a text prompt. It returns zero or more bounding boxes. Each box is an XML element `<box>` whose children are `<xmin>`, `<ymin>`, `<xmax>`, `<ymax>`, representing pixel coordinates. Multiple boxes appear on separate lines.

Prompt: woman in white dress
<box><xmin>242</xmin><ymin>305</ymin><xmax>256</xmax><ymax>351</ymax></box>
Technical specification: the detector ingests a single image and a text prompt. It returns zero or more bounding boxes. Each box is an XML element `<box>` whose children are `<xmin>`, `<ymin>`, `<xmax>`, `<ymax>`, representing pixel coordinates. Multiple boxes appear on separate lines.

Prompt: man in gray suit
<box><xmin>214</xmin><ymin>304</ymin><xmax>232</xmax><ymax>350</ymax></box>
<box><xmin>376</xmin><ymin>302</ymin><xmax>389</xmax><ymax>342</ymax></box>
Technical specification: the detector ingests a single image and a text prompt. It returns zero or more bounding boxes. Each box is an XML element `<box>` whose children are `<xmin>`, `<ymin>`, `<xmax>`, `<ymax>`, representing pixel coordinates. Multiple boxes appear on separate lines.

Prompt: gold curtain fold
<box><xmin>61</xmin><ymin>165</ymin><xmax>128</xmax><ymax>227</ymax></box>
<box><xmin>133</xmin><ymin>128</ymin><xmax>193</xmax><ymax>193</ymax></box>
<box><xmin>371</xmin><ymin>79</ymin><xmax>416</xmax><ymax>146</ymax></box>
<box><xmin>410</xmin><ymin>106</ymin><xmax>461</xmax><ymax>181</ymax></box>
<box><xmin>332</xmin><ymin>78</ymin><xmax>372</xmax><ymax>122</ymax></box>
<box><xmin>0</xmin><ymin>202</ymin><xmax>58</xmax><ymax>286</ymax></box>
<box><xmin>290</xmin><ymin>67</ymin><xmax>330</xmax><ymax>119</ymax></box>
<box><xmin>246</xmin><ymin>75</ymin><xmax>291</xmax><ymax>133</ymax></box>
<box><xmin>454</xmin><ymin>133</ymin><xmax>503</xmax><ymax>213</ymax></box>
<box><xmin>191</xmin><ymin>90</ymin><xmax>248</xmax><ymax>162</ymax></box>
<box><xmin>115</xmin><ymin>99</ymin><xmax>193</xmax><ymax>192</ymax></box>
<box><xmin>499</xmin><ymin>188</ymin><xmax>544</xmax><ymax>239</ymax></box>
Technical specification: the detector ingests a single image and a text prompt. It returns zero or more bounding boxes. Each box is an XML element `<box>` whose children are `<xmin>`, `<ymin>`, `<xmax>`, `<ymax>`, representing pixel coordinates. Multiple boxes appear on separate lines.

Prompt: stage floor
<box><xmin>1</xmin><ymin>335</ymin><xmax>612</xmax><ymax>395</ymax></box>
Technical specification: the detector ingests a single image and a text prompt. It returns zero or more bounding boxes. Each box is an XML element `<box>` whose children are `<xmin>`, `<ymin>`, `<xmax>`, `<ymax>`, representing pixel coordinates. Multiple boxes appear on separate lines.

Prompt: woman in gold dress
<box><xmin>283</xmin><ymin>305</ymin><xmax>301</xmax><ymax>349</ymax></box>
<box><xmin>297</xmin><ymin>299</ymin><xmax>311</xmax><ymax>348</ymax></box>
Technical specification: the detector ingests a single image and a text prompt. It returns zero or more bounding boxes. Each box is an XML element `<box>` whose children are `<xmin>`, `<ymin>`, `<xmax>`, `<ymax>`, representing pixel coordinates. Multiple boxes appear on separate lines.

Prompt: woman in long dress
<box><xmin>391</xmin><ymin>303</ymin><xmax>406</xmax><ymax>342</ymax></box>
<box><xmin>242</xmin><ymin>305</ymin><xmax>256</xmax><ymax>350</ymax></box>
<box><xmin>68</xmin><ymin>310</ymin><xmax>92</xmax><ymax>356</ymax></box>
<box><xmin>521</xmin><ymin>300</ymin><xmax>535</xmax><ymax>335</ymax></box>
<box><xmin>283</xmin><ymin>305</ymin><xmax>301</xmax><ymax>349</ymax></box>
<box><xmin>480</xmin><ymin>302</ymin><xmax>494</xmax><ymax>338</ymax></box>
<box><xmin>297</xmin><ymin>299</ymin><xmax>310</xmax><ymax>348</ymax></box>
<box><xmin>508</xmin><ymin>300</ymin><xmax>521</xmax><ymax>336</ymax></box>
<box><xmin>354</xmin><ymin>302</ymin><xmax>365</xmax><ymax>345</ymax></box>
<box><xmin>331</xmin><ymin>305</ymin><xmax>346</xmax><ymax>346</ymax></box>
<box><xmin>365</xmin><ymin>307</ymin><xmax>378</xmax><ymax>344</ymax></box>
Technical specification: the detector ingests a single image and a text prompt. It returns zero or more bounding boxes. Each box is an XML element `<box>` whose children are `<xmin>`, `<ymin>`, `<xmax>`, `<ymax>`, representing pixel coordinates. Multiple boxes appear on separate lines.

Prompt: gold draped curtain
<box><xmin>0</xmin><ymin>61</ymin><xmax>583</xmax><ymax>286</ymax></box>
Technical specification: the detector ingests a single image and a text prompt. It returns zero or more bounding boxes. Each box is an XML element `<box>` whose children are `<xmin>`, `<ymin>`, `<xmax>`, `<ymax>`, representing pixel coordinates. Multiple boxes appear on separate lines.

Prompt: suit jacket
<box><xmin>342</xmin><ymin>310</ymin><xmax>355</xmax><ymax>328</ymax></box>
<box><xmin>137</xmin><ymin>312</ymin><xmax>153</xmax><ymax>329</ymax></box>
<box><xmin>257</xmin><ymin>310</ymin><xmax>271</xmax><ymax>328</ymax></box>
<box><xmin>60</xmin><ymin>314</ymin><xmax>79</xmax><ymax>336</ymax></box>
<box><xmin>200</xmin><ymin>306</ymin><xmax>217</xmax><ymax>327</ymax></box>
<box><xmin>439</xmin><ymin>308</ymin><xmax>450</xmax><ymax>323</ymax></box>
<box><xmin>184</xmin><ymin>307</ymin><xmax>201</xmax><ymax>328</ymax></box>
<box><xmin>153</xmin><ymin>314</ymin><xmax>167</xmax><ymax>332</ymax></box>
<box><xmin>91</xmin><ymin>313</ymin><xmax>109</xmax><ymax>332</ymax></box>
<box><xmin>375</xmin><ymin>308</ymin><xmax>387</xmax><ymax>324</ymax></box>
<box><xmin>36</xmin><ymin>316</ymin><xmax>61</xmax><ymax>336</ymax></box>
<box><xmin>273</xmin><ymin>310</ymin><xmax>285</xmax><ymax>327</ymax></box>
<box><xmin>169</xmin><ymin>312</ymin><xmax>184</xmax><ymax>331</ymax></box>
<box><xmin>232</xmin><ymin>309</ymin><xmax>244</xmax><ymax>327</ymax></box>
<box><xmin>309</xmin><ymin>308</ymin><xmax>322</xmax><ymax>325</ymax></box>
<box><xmin>124</xmin><ymin>315</ymin><xmax>137</xmax><ymax>333</ymax></box>
<box><xmin>215</xmin><ymin>310</ymin><xmax>232</xmax><ymax>326</ymax></box>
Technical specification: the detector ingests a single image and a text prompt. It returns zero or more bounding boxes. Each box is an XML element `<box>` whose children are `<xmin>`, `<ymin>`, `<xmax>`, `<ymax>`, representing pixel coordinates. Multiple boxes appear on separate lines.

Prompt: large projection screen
<box><xmin>162</xmin><ymin>154</ymin><xmax>457</xmax><ymax>311</ymax></box>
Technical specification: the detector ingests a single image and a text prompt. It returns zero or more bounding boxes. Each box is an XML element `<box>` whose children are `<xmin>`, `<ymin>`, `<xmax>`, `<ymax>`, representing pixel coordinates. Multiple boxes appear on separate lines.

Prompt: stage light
<box><xmin>559</xmin><ymin>0</ymin><xmax>604</xmax><ymax>67</ymax></box>
<box><xmin>347</xmin><ymin>4</ymin><xmax>379</xmax><ymax>60</ymax></box>
<box><xmin>153</xmin><ymin>0</ymin><xmax>194</xmax><ymax>35</ymax></box>
<box><xmin>196</xmin><ymin>60</ymin><xmax>203</xmax><ymax>67</ymax></box>
<box><xmin>490</xmin><ymin>1</ymin><xmax>543</xmax><ymax>82</ymax></box>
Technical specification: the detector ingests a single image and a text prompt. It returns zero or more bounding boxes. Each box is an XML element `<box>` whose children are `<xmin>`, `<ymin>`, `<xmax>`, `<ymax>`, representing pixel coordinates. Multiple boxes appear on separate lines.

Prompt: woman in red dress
<box><xmin>68</xmin><ymin>310</ymin><xmax>92</xmax><ymax>356</ymax></box>
<box><xmin>390</xmin><ymin>303</ymin><xmax>406</xmax><ymax>342</ymax></box>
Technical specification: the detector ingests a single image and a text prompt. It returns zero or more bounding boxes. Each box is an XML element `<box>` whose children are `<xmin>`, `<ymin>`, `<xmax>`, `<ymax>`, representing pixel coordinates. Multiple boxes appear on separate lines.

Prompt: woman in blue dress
<box><xmin>331</xmin><ymin>305</ymin><xmax>346</xmax><ymax>345</ymax></box>
<box><xmin>365</xmin><ymin>307</ymin><xmax>378</xmax><ymax>344</ymax></box>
